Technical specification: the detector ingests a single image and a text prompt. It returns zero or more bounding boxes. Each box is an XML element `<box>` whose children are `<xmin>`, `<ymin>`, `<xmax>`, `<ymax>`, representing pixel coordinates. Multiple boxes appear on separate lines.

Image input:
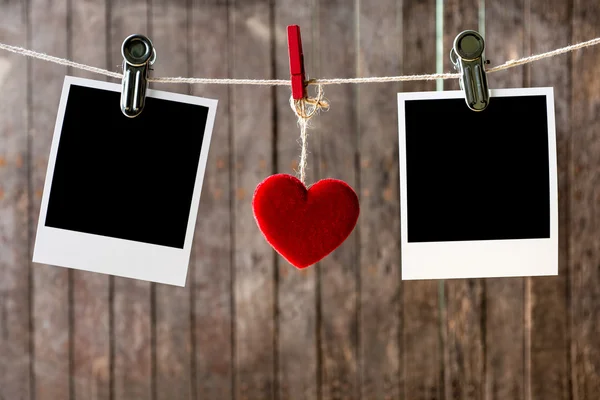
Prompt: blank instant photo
<box><xmin>33</xmin><ymin>76</ymin><xmax>217</xmax><ymax>286</ymax></box>
<box><xmin>398</xmin><ymin>88</ymin><xmax>558</xmax><ymax>280</ymax></box>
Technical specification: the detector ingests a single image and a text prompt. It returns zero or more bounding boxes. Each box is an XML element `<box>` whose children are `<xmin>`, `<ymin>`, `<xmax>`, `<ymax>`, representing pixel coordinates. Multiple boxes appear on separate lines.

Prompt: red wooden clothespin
<box><xmin>287</xmin><ymin>25</ymin><xmax>306</xmax><ymax>100</ymax></box>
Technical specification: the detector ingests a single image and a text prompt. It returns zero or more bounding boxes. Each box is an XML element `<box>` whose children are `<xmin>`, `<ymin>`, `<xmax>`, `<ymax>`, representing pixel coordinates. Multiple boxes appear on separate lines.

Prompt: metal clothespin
<box><xmin>120</xmin><ymin>34</ymin><xmax>157</xmax><ymax>118</ymax></box>
<box><xmin>450</xmin><ymin>30</ymin><xmax>490</xmax><ymax>111</ymax></box>
<box><xmin>287</xmin><ymin>25</ymin><xmax>307</xmax><ymax>100</ymax></box>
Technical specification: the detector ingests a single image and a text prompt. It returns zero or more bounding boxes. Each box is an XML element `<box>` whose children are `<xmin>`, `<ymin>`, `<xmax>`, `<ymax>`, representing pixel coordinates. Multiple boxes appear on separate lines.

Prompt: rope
<box><xmin>1</xmin><ymin>36</ymin><xmax>598</xmax><ymax>86</ymax></box>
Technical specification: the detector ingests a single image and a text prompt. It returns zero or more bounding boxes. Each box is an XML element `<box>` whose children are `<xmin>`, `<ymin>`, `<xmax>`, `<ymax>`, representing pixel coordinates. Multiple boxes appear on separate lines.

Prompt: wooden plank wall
<box><xmin>0</xmin><ymin>0</ymin><xmax>599</xmax><ymax>399</ymax></box>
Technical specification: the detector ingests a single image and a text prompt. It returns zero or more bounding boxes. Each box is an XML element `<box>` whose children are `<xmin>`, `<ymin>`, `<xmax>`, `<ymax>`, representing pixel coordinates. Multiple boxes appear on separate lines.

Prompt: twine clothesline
<box><xmin>1</xmin><ymin>36</ymin><xmax>599</xmax><ymax>185</ymax></box>
<box><xmin>0</xmin><ymin>36</ymin><xmax>599</xmax><ymax>86</ymax></box>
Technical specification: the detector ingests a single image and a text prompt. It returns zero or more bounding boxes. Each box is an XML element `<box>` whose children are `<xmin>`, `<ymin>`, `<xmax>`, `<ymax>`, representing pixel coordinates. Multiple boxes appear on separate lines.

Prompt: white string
<box><xmin>486</xmin><ymin>37</ymin><xmax>600</xmax><ymax>73</ymax></box>
<box><xmin>0</xmin><ymin>43</ymin><xmax>124</xmax><ymax>79</ymax></box>
<box><xmin>0</xmin><ymin>36</ymin><xmax>599</xmax><ymax>86</ymax></box>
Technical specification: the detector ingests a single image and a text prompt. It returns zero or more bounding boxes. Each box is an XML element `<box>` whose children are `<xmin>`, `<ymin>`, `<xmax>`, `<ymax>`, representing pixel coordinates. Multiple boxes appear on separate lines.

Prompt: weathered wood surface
<box><xmin>0</xmin><ymin>1</ymin><xmax>30</xmax><ymax>400</ymax></box>
<box><xmin>0</xmin><ymin>0</ymin><xmax>599</xmax><ymax>399</ymax></box>
<box><xmin>316</xmin><ymin>2</ymin><xmax>359</xmax><ymax>400</ymax></box>
<box><xmin>150</xmin><ymin>1</ymin><xmax>194</xmax><ymax>399</ymax></box>
<box><xmin>443</xmin><ymin>2</ymin><xmax>485</xmax><ymax>400</ymax></box>
<box><xmin>401</xmin><ymin>1</ymin><xmax>443</xmax><ymax>399</ymax></box>
<box><xmin>275</xmin><ymin>1</ymin><xmax>319</xmax><ymax>400</ymax></box>
<box><xmin>484</xmin><ymin>2</ymin><xmax>526</xmax><ymax>399</ymax></box>
<box><xmin>189</xmin><ymin>1</ymin><xmax>233</xmax><ymax>399</ymax></box>
<box><xmin>70</xmin><ymin>1</ymin><xmax>111</xmax><ymax>399</ymax></box>
<box><xmin>109</xmin><ymin>1</ymin><xmax>154</xmax><ymax>400</ymax></box>
<box><xmin>357</xmin><ymin>0</ymin><xmax>402</xmax><ymax>398</ymax></box>
<box><xmin>230</xmin><ymin>1</ymin><xmax>276</xmax><ymax>399</ymax></box>
<box><xmin>529</xmin><ymin>0</ymin><xmax>572</xmax><ymax>399</ymax></box>
<box><xmin>571</xmin><ymin>0</ymin><xmax>600</xmax><ymax>399</ymax></box>
<box><xmin>29</xmin><ymin>0</ymin><xmax>70</xmax><ymax>398</ymax></box>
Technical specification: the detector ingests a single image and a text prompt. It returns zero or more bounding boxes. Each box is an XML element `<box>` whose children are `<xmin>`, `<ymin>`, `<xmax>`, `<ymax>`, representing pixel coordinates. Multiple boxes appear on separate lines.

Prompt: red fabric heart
<box><xmin>252</xmin><ymin>174</ymin><xmax>360</xmax><ymax>269</ymax></box>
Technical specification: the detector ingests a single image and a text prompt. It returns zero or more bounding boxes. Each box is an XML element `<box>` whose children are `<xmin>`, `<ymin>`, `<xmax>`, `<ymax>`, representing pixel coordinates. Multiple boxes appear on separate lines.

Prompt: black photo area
<box><xmin>404</xmin><ymin>95</ymin><xmax>550</xmax><ymax>243</ymax></box>
<box><xmin>45</xmin><ymin>84</ymin><xmax>209</xmax><ymax>249</ymax></box>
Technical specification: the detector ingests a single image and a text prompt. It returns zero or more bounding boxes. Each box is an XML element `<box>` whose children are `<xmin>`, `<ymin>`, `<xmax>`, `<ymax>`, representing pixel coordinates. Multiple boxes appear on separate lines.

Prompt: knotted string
<box><xmin>289</xmin><ymin>82</ymin><xmax>330</xmax><ymax>185</ymax></box>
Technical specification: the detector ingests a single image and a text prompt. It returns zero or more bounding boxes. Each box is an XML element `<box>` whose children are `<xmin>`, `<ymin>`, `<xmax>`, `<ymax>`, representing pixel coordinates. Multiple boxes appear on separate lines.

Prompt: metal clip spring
<box><xmin>450</xmin><ymin>30</ymin><xmax>490</xmax><ymax>112</ymax></box>
<box><xmin>121</xmin><ymin>34</ymin><xmax>156</xmax><ymax>118</ymax></box>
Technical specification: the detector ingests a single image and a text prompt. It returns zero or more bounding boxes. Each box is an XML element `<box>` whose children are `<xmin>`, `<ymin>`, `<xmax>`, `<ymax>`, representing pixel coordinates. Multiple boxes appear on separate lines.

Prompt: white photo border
<box><xmin>398</xmin><ymin>88</ymin><xmax>558</xmax><ymax>280</ymax></box>
<box><xmin>33</xmin><ymin>76</ymin><xmax>218</xmax><ymax>286</ymax></box>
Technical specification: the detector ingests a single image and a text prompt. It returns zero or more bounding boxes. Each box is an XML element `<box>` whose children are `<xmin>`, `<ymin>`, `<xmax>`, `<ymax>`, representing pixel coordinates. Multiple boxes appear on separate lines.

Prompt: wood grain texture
<box><xmin>528</xmin><ymin>0</ymin><xmax>571</xmax><ymax>399</ymax></box>
<box><xmin>316</xmin><ymin>1</ymin><xmax>359</xmax><ymax>399</ymax></box>
<box><xmin>570</xmin><ymin>0</ymin><xmax>600</xmax><ymax>399</ymax></box>
<box><xmin>29</xmin><ymin>0</ymin><xmax>70</xmax><ymax>397</ymax></box>
<box><xmin>443</xmin><ymin>1</ymin><xmax>485</xmax><ymax>399</ymax></box>
<box><xmin>149</xmin><ymin>1</ymin><xmax>193</xmax><ymax>399</ymax></box>
<box><xmin>108</xmin><ymin>1</ymin><xmax>153</xmax><ymax>399</ymax></box>
<box><xmin>443</xmin><ymin>0</ymin><xmax>479</xmax><ymax>91</ymax></box>
<box><xmin>230</xmin><ymin>0</ymin><xmax>276</xmax><ymax>399</ymax></box>
<box><xmin>0</xmin><ymin>2</ymin><xmax>31</xmax><ymax>400</ymax></box>
<box><xmin>401</xmin><ymin>1</ymin><xmax>444</xmax><ymax>399</ymax></box>
<box><xmin>484</xmin><ymin>2</ymin><xmax>526</xmax><ymax>399</ymax></box>
<box><xmin>445</xmin><ymin>280</ymin><xmax>485</xmax><ymax>400</ymax></box>
<box><xmin>69</xmin><ymin>1</ymin><xmax>111</xmax><ymax>399</ymax></box>
<box><xmin>189</xmin><ymin>1</ymin><xmax>233</xmax><ymax>399</ymax></box>
<box><xmin>357</xmin><ymin>0</ymin><xmax>402</xmax><ymax>398</ymax></box>
<box><xmin>274</xmin><ymin>1</ymin><xmax>319</xmax><ymax>399</ymax></box>
<box><xmin>2</xmin><ymin>1</ymin><xmax>600</xmax><ymax>399</ymax></box>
